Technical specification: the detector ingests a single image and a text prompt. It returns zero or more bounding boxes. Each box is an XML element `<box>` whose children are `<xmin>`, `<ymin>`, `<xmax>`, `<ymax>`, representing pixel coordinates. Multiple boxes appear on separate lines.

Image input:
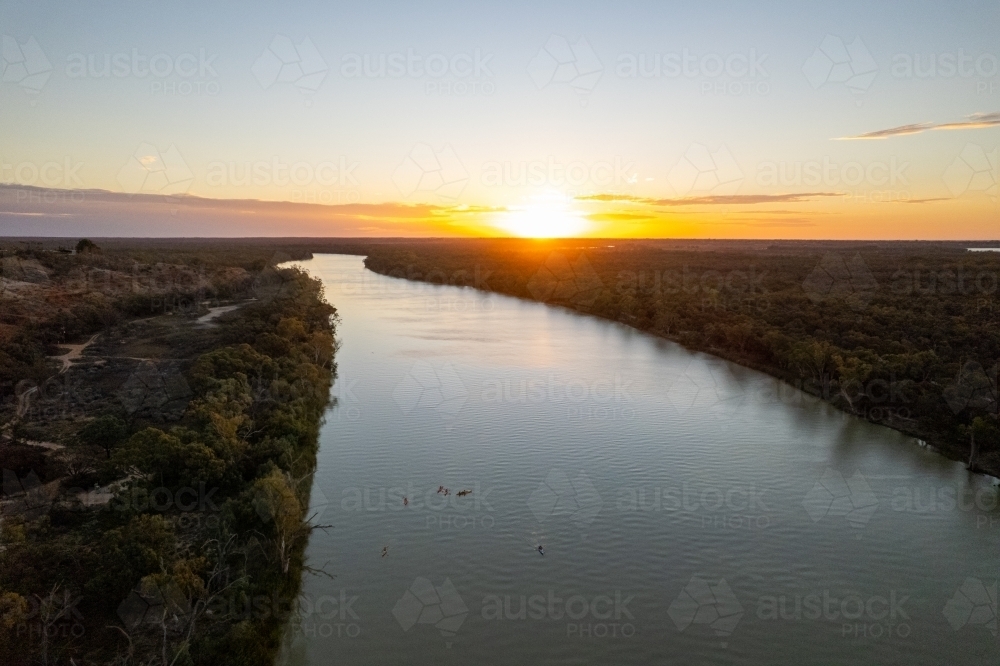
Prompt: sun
<box><xmin>495</xmin><ymin>194</ymin><xmax>590</xmax><ymax>238</ymax></box>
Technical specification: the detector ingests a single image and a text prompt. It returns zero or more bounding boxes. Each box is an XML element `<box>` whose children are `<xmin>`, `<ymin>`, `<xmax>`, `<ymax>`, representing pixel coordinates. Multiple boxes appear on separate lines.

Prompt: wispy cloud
<box><xmin>898</xmin><ymin>197</ymin><xmax>950</xmax><ymax>204</ymax></box>
<box><xmin>0</xmin><ymin>185</ymin><xmax>477</xmax><ymax>237</ymax></box>
<box><xmin>836</xmin><ymin>112</ymin><xmax>1000</xmax><ymax>140</ymax></box>
<box><xmin>578</xmin><ymin>192</ymin><xmax>842</xmax><ymax>206</ymax></box>
<box><xmin>709</xmin><ymin>218</ymin><xmax>818</xmax><ymax>227</ymax></box>
<box><xmin>0</xmin><ymin>211</ymin><xmax>75</xmax><ymax>217</ymax></box>
<box><xmin>585</xmin><ymin>212</ymin><xmax>656</xmax><ymax>222</ymax></box>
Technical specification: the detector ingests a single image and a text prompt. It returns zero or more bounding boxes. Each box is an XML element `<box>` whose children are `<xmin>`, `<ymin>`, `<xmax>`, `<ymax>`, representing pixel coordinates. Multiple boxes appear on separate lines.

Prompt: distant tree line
<box><xmin>365</xmin><ymin>240</ymin><xmax>999</xmax><ymax>474</ymax></box>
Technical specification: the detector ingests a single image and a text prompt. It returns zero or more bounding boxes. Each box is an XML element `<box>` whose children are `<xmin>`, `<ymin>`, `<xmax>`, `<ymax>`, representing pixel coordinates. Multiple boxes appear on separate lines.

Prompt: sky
<box><xmin>1</xmin><ymin>0</ymin><xmax>999</xmax><ymax>239</ymax></box>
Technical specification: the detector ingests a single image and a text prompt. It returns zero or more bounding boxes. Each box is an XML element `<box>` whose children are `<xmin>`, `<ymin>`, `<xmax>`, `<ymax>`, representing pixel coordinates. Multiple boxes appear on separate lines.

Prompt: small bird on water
<box><xmin>457</xmin><ymin>489</ymin><xmax>472</xmax><ymax>497</ymax></box>
<box><xmin>403</xmin><ymin>497</ymin><xmax>409</xmax><ymax>506</ymax></box>
<box><xmin>381</xmin><ymin>546</ymin><xmax>389</xmax><ymax>558</ymax></box>
<box><xmin>537</xmin><ymin>545</ymin><xmax>545</xmax><ymax>555</ymax></box>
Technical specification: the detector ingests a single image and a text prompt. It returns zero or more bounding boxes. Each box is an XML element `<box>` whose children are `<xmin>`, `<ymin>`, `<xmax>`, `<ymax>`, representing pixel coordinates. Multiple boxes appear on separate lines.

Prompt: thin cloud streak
<box><xmin>836</xmin><ymin>112</ymin><xmax>1000</xmax><ymax>139</ymax></box>
<box><xmin>578</xmin><ymin>193</ymin><xmax>842</xmax><ymax>206</ymax></box>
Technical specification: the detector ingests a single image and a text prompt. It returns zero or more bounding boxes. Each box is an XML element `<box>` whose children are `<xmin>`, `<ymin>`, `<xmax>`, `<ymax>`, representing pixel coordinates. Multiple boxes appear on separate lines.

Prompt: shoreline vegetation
<box><xmin>1</xmin><ymin>235</ymin><xmax>998</xmax><ymax>663</ymax></box>
<box><xmin>358</xmin><ymin>238</ymin><xmax>1000</xmax><ymax>479</ymax></box>
<box><xmin>1</xmin><ymin>241</ymin><xmax>337</xmax><ymax>665</ymax></box>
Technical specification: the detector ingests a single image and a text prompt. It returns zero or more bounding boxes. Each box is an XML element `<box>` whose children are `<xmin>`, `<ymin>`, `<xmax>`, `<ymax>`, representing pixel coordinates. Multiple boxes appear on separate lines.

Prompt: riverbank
<box><xmin>361</xmin><ymin>240</ymin><xmax>1000</xmax><ymax>479</ymax></box>
<box><xmin>0</xmin><ymin>244</ymin><xmax>337</xmax><ymax>666</ymax></box>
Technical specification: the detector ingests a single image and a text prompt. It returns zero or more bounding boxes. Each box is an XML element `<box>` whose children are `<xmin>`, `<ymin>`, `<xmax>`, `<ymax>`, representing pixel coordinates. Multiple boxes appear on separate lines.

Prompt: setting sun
<box><xmin>494</xmin><ymin>194</ymin><xmax>590</xmax><ymax>237</ymax></box>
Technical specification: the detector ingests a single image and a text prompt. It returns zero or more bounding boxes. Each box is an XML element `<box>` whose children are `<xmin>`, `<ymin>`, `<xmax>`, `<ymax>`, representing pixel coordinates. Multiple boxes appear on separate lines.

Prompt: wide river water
<box><xmin>279</xmin><ymin>254</ymin><xmax>1000</xmax><ymax>665</ymax></box>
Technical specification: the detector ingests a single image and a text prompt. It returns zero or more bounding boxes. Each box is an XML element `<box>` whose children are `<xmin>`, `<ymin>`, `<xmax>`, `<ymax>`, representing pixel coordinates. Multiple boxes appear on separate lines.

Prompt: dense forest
<box><xmin>0</xmin><ymin>241</ymin><xmax>337</xmax><ymax>665</ymax></box>
<box><xmin>362</xmin><ymin>239</ymin><xmax>1000</xmax><ymax>477</ymax></box>
<box><xmin>2</xmin><ymin>236</ymin><xmax>998</xmax><ymax>663</ymax></box>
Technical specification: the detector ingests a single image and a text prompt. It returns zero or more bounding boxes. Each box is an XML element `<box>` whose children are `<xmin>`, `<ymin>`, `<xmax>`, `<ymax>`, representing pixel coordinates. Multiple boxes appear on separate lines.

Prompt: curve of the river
<box><xmin>279</xmin><ymin>254</ymin><xmax>1000</xmax><ymax>666</ymax></box>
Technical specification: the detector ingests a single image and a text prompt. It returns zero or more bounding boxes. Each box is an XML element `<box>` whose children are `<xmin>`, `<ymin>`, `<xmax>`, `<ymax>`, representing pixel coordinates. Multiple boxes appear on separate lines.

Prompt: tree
<box><xmin>75</xmin><ymin>239</ymin><xmax>99</xmax><ymax>254</ymax></box>
<box><xmin>78</xmin><ymin>415</ymin><xmax>127</xmax><ymax>459</ymax></box>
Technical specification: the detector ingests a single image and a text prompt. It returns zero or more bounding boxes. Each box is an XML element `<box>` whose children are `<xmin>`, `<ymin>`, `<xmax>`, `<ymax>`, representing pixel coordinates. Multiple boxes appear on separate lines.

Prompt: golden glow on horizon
<box><xmin>494</xmin><ymin>193</ymin><xmax>590</xmax><ymax>238</ymax></box>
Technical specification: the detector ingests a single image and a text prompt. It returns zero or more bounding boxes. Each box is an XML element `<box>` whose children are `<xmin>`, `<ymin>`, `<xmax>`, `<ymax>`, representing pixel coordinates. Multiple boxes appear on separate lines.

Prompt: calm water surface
<box><xmin>279</xmin><ymin>254</ymin><xmax>1000</xmax><ymax>666</ymax></box>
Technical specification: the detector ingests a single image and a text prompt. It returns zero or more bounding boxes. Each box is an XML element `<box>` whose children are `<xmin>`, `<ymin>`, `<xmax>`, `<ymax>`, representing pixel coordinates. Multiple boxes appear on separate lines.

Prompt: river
<box><xmin>279</xmin><ymin>253</ymin><xmax>1000</xmax><ymax>665</ymax></box>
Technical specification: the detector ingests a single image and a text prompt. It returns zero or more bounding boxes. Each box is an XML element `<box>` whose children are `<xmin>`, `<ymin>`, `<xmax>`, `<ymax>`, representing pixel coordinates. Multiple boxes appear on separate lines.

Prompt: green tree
<box><xmin>78</xmin><ymin>414</ymin><xmax>127</xmax><ymax>459</ymax></box>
